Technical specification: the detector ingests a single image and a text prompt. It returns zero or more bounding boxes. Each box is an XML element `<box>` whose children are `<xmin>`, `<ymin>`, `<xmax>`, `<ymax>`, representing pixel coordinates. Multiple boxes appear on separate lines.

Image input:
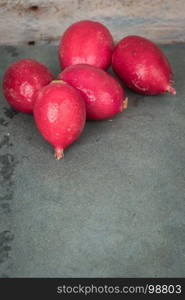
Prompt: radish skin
<box><xmin>34</xmin><ymin>81</ymin><xmax>86</xmax><ymax>159</ymax></box>
<box><xmin>3</xmin><ymin>59</ymin><xmax>53</xmax><ymax>113</ymax></box>
<box><xmin>58</xmin><ymin>64</ymin><xmax>127</xmax><ymax>120</ymax></box>
<box><xmin>59</xmin><ymin>20</ymin><xmax>114</xmax><ymax>70</ymax></box>
<box><xmin>112</xmin><ymin>35</ymin><xmax>176</xmax><ymax>95</ymax></box>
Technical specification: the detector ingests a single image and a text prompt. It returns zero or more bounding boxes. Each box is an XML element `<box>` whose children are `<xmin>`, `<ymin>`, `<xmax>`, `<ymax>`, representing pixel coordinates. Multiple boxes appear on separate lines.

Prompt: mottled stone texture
<box><xmin>0</xmin><ymin>0</ymin><xmax>185</xmax><ymax>45</ymax></box>
<box><xmin>0</xmin><ymin>43</ymin><xmax>185</xmax><ymax>277</ymax></box>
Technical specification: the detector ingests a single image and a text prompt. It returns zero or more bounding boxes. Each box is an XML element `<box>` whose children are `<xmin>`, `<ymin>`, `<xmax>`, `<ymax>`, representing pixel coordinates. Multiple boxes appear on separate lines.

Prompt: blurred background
<box><xmin>0</xmin><ymin>0</ymin><xmax>185</xmax><ymax>46</ymax></box>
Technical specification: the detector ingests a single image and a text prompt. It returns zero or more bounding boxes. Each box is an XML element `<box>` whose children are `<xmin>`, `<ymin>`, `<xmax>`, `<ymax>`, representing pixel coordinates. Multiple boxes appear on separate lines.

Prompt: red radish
<box><xmin>59</xmin><ymin>20</ymin><xmax>113</xmax><ymax>70</ymax></box>
<box><xmin>112</xmin><ymin>35</ymin><xmax>176</xmax><ymax>95</ymax></box>
<box><xmin>2</xmin><ymin>59</ymin><xmax>53</xmax><ymax>113</ymax></box>
<box><xmin>34</xmin><ymin>80</ymin><xmax>86</xmax><ymax>159</ymax></box>
<box><xmin>58</xmin><ymin>64</ymin><xmax>127</xmax><ymax>120</ymax></box>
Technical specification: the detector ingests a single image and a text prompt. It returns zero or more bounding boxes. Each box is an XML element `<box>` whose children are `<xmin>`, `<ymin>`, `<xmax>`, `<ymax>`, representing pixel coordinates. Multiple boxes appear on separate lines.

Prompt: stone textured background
<box><xmin>0</xmin><ymin>0</ymin><xmax>185</xmax><ymax>278</ymax></box>
<box><xmin>0</xmin><ymin>0</ymin><xmax>185</xmax><ymax>45</ymax></box>
<box><xmin>0</xmin><ymin>43</ymin><xmax>185</xmax><ymax>277</ymax></box>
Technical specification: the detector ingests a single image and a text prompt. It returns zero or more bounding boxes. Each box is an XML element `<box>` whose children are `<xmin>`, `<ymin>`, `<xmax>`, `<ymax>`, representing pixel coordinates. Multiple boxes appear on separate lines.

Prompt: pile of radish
<box><xmin>2</xmin><ymin>20</ymin><xmax>176</xmax><ymax>159</ymax></box>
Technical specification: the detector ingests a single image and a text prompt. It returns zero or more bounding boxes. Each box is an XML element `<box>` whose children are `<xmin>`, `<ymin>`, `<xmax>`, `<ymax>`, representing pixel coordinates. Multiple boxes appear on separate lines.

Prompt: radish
<box><xmin>2</xmin><ymin>59</ymin><xmax>53</xmax><ymax>113</ymax></box>
<box><xmin>34</xmin><ymin>80</ymin><xmax>86</xmax><ymax>159</ymax></box>
<box><xmin>112</xmin><ymin>35</ymin><xmax>176</xmax><ymax>95</ymax></box>
<box><xmin>58</xmin><ymin>64</ymin><xmax>127</xmax><ymax>120</ymax></box>
<box><xmin>59</xmin><ymin>20</ymin><xmax>113</xmax><ymax>70</ymax></box>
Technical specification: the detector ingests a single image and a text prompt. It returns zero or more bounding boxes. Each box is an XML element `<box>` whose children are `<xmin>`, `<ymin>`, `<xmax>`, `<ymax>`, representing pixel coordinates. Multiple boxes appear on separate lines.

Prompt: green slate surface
<box><xmin>0</xmin><ymin>44</ymin><xmax>185</xmax><ymax>277</ymax></box>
